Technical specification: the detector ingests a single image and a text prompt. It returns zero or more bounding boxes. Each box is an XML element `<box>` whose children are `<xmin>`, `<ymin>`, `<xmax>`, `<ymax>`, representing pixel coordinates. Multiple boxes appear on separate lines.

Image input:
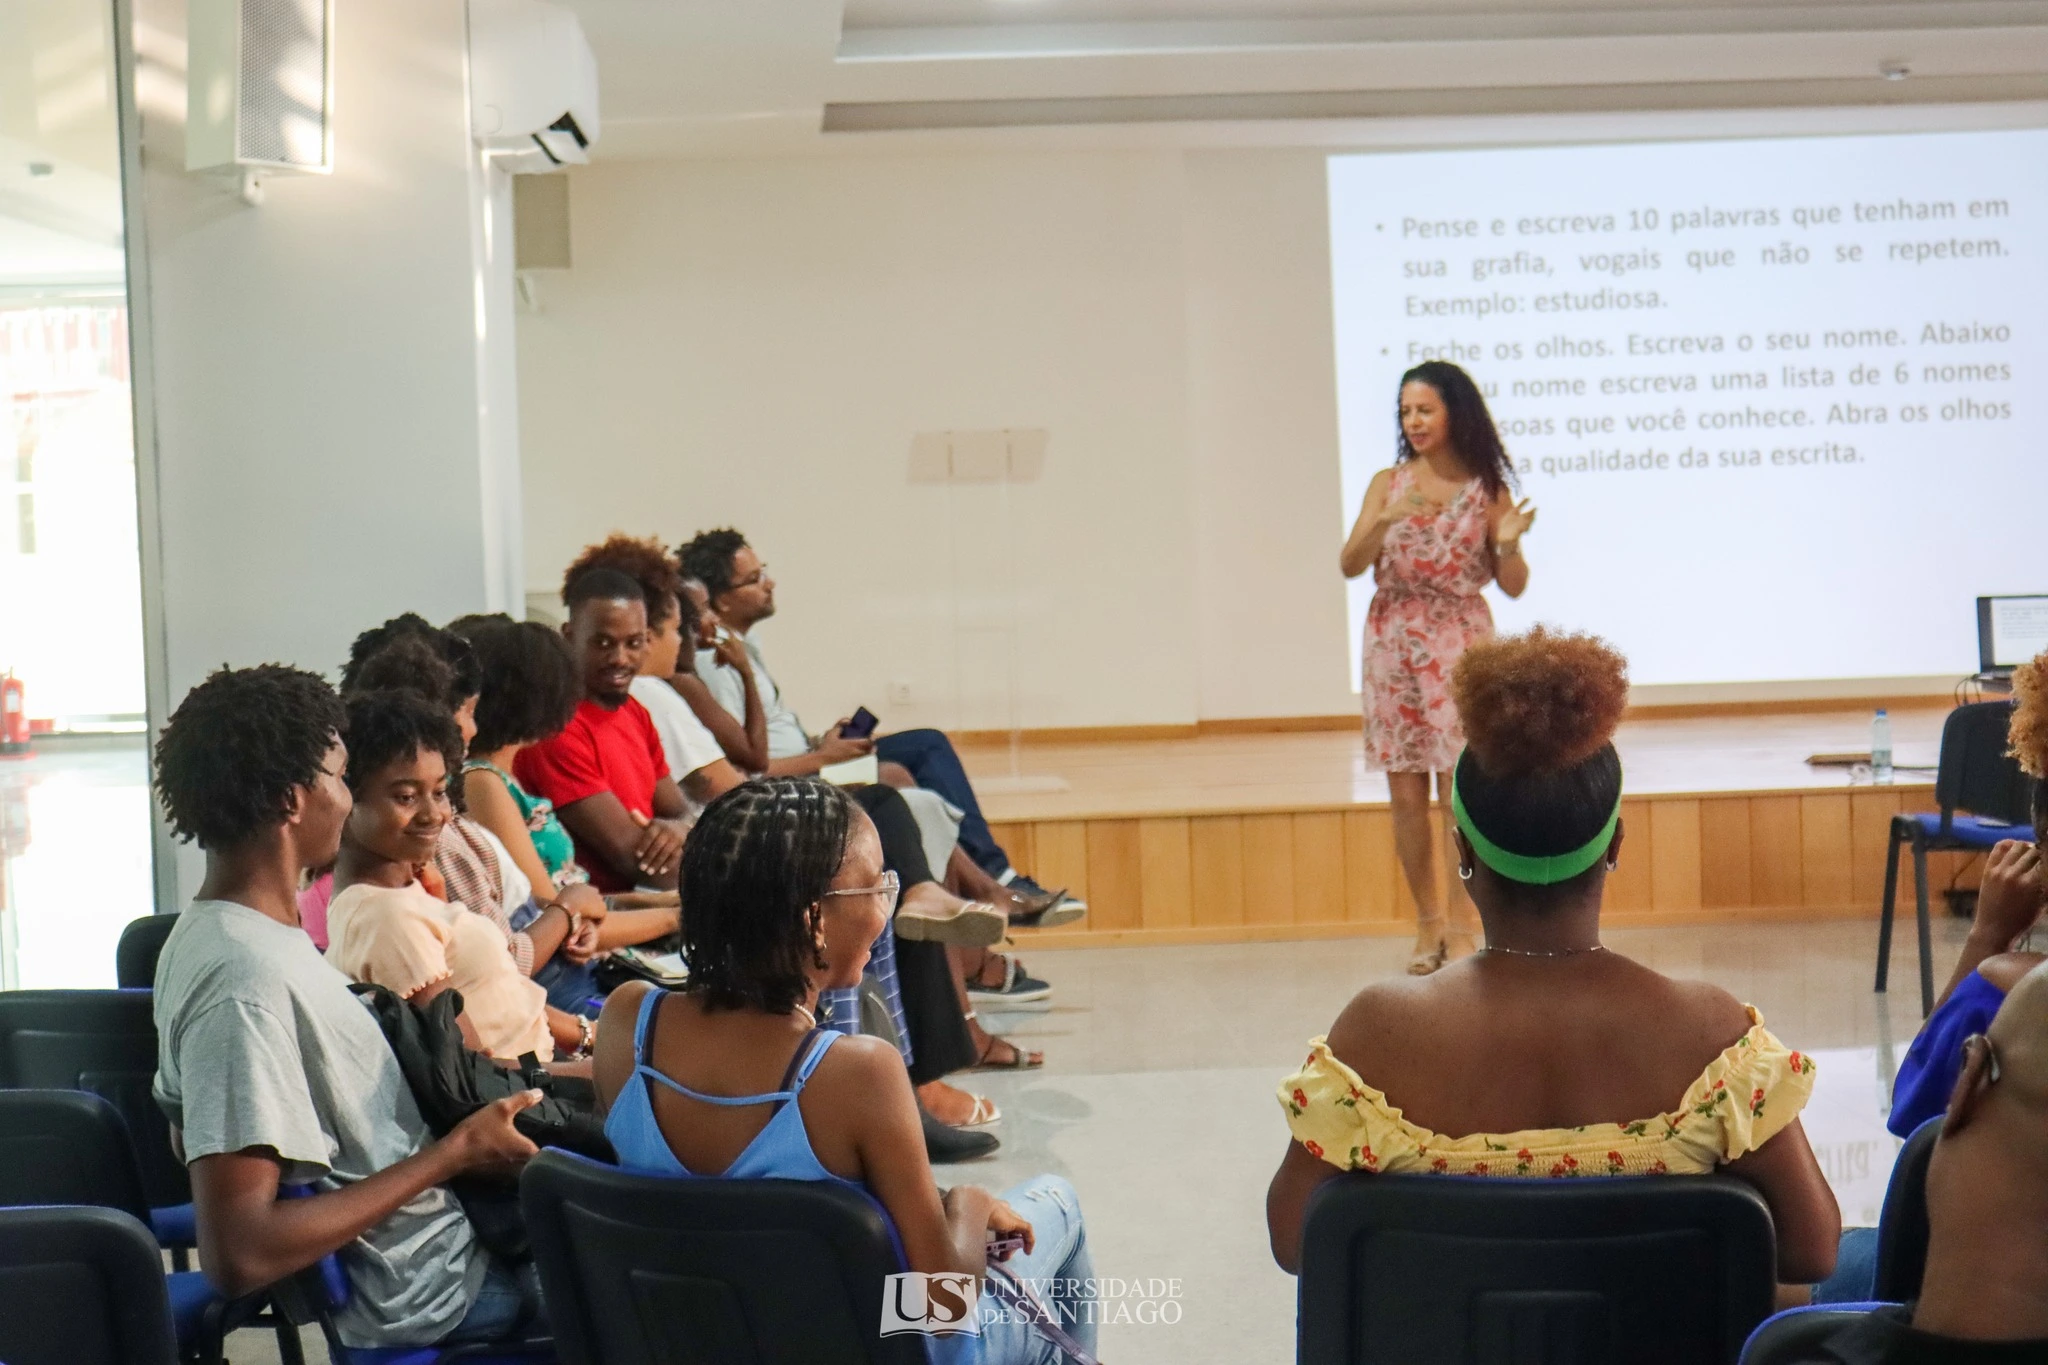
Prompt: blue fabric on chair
<box><xmin>1900</xmin><ymin>812</ymin><xmax>2033</xmax><ymax>846</ymax></box>
<box><xmin>150</xmin><ymin>1201</ymin><xmax>196</xmax><ymax>1247</ymax></box>
<box><xmin>1878</xmin><ymin>701</ymin><xmax>2038</xmax><ymax>1017</ymax></box>
<box><xmin>166</xmin><ymin>1269</ymin><xmax>219</xmax><ymax>1341</ymax></box>
<box><xmin>1739</xmin><ymin>1303</ymin><xmax>1898</xmax><ymax>1365</ymax></box>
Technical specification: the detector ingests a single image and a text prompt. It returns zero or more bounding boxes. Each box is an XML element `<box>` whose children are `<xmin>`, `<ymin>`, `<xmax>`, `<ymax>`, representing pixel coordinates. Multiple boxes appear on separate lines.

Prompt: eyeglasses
<box><xmin>733</xmin><ymin>565</ymin><xmax>769</xmax><ymax>589</ymax></box>
<box><xmin>822</xmin><ymin>870</ymin><xmax>900</xmax><ymax>906</ymax></box>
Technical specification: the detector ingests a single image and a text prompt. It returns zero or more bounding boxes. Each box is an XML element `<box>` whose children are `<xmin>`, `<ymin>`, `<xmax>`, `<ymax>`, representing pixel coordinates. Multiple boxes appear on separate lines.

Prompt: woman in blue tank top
<box><xmin>593</xmin><ymin>778</ymin><xmax>1096</xmax><ymax>1364</ymax></box>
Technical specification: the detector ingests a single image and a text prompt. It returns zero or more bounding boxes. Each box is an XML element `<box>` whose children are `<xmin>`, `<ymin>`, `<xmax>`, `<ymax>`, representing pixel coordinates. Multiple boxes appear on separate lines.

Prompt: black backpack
<box><xmin>350</xmin><ymin>983</ymin><xmax>614</xmax><ymax>1258</ymax></box>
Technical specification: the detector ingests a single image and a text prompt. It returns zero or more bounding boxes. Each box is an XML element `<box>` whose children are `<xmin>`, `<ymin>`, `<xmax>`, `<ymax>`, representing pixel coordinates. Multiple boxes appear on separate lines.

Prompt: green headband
<box><xmin>1450</xmin><ymin>759</ymin><xmax>1621</xmax><ymax>886</ymax></box>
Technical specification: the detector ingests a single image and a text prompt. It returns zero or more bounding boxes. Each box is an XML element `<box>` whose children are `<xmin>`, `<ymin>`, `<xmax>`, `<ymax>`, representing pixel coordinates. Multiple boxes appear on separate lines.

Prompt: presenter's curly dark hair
<box><xmin>452</xmin><ymin>616</ymin><xmax>581</xmax><ymax>755</ymax></box>
<box><xmin>2006</xmin><ymin>652</ymin><xmax>2048</xmax><ymax>830</ymax></box>
<box><xmin>340</xmin><ymin>615</ymin><xmax>481</xmax><ymax>707</ymax></box>
<box><xmin>1396</xmin><ymin>360</ymin><xmax>1517</xmax><ymax>500</ymax></box>
<box><xmin>561</xmin><ymin>533</ymin><xmax>683</xmax><ymax>624</ymax></box>
<box><xmin>153</xmin><ymin>665</ymin><xmax>346</xmax><ymax>850</ymax></box>
<box><xmin>1451</xmin><ymin>628</ymin><xmax>1628</xmax><ymax>891</ymax></box>
<box><xmin>680</xmin><ymin>778</ymin><xmax>860</xmax><ymax>1015</ymax></box>
<box><xmin>676</xmin><ymin>528</ymin><xmax>749</xmax><ymax>606</ymax></box>
<box><xmin>339</xmin><ymin>689</ymin><xmax>466</xmax><ymax>799</ymax></box>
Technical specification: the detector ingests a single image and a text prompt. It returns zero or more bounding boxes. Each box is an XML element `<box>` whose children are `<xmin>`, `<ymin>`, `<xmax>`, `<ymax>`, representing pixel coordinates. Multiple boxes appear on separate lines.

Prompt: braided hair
<box><xmin>680</xmin><ymin>777</ymin><xmax>860</xmax><ymax>1014</ymax></box>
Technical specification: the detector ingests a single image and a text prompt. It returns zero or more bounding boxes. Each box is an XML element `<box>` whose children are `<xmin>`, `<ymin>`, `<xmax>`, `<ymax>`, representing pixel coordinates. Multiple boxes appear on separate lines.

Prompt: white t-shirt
<box><xmin>630</xmin><ymin>675</ymin><xmax>728</xmax><ymax>807</ymax></box>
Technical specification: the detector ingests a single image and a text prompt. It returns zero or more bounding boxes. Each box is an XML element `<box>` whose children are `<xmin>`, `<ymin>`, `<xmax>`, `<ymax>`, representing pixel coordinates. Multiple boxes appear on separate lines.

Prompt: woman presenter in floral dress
<box><xmin>1340</xmin><ymin>360</ymin><xmax>1537</xmax><ymax>974</ymax></box>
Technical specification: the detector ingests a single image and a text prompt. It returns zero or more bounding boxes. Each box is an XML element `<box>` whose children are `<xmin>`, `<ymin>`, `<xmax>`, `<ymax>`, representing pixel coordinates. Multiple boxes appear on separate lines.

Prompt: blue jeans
<box><xmin>441</xmin><ymin>1256</ymin><xmax>543</xmax><ymax>1344</ymax></box>
<box><xmin>876</xmin><ymin>730</ymin><xmax>1009</xmax><ymax>879</ymax></box>
<box><xmin>533</xmin><ymin>953</ymin><xmax>603</xmax><ymax>1017</ymax></box>
<box><xmin>978</xmin><ymin>1175</ymin><xmax>1097</xmax><ymax>1365</ymax></box>
<box><xmin>1811</xmin><ymin>1225</ymin><xmax>1880</xmax><ymax>1304</ymax></box>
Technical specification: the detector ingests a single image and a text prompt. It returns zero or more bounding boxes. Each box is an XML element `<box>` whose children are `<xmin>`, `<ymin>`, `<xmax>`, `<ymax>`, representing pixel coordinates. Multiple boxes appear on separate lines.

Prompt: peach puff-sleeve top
<box><xmin>326</xmin><ymin>880</ymin><xmax>553</xmax><ymax>1065</ymax></box>
<box><xmin>1278</xmin><ymin>1006</ymin><xmax>1816</xmax><ymax>1178</ymax></box>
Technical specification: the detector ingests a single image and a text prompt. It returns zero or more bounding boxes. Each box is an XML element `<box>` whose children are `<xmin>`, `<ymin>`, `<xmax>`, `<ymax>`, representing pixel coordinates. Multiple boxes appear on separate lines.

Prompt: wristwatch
<box><xmin>574</xmin><ymin>1015</ymin><xmax>596</xmax><ymax>1058</ymax></box>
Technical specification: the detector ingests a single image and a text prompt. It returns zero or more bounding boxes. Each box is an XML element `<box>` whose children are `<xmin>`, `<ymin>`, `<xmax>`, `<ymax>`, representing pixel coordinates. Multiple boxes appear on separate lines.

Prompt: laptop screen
<box><xmin>1979</xmin><ymin>595</ymin><xmax>2048</xmax><ymax>671</ymax></box>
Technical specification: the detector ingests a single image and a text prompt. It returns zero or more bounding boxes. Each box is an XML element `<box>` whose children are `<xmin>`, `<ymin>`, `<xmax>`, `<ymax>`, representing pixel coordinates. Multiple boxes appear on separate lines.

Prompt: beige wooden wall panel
<box><xmin>993</xmin><ymin>786</ymin><xmax>1967</xmax><ymax>948</ymax></box>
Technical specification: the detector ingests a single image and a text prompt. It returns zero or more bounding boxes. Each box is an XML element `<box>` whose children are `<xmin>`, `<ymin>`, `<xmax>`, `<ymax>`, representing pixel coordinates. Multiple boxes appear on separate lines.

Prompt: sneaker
<box><xmin>967</xmin><ymin>955</ymin><xmax>1054</xmax><ymax>1012</ymax></box>
<box><xmin>1004</xmin><ymin>874</ymin><xmax>1087</xmax><ymax>928</ymax></box>
<box><xmin>894</xmin><ymin>898</ymin><xmax>1008</xmax><ymax>947</ymax></box>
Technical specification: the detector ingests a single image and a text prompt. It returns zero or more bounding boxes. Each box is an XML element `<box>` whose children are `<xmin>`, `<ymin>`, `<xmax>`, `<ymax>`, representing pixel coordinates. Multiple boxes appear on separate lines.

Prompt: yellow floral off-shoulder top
<box><xmin>1277</xmin><ymin>1007</ymin><xmax>1816</xmax><ymax>1178</ymax></box>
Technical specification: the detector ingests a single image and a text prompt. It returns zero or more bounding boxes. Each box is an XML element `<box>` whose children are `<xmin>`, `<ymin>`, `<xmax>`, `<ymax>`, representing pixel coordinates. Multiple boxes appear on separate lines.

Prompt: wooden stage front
<box><xmin>964</xmin><ymin>706</ymin><xmax>1983</xmax><ymax>949</ymax></box>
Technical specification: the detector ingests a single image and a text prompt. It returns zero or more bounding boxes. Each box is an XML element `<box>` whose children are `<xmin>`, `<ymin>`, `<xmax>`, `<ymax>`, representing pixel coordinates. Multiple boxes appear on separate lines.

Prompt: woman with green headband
<box><xmin>1265</xmin><ymin>627</ymin><xmax>1841</xmax><ymax>1289</ymax></box>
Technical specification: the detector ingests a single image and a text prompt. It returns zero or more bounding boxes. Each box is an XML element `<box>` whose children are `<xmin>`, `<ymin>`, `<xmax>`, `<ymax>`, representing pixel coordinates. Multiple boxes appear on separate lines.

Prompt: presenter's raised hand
<box><xmin>1496</xmin><ymin>498</ymin><xmax>1537</xmax><ymax>550</ymax></box>
<box><xmin>1379</xmin><ymin>488</ymin><xmax>1435</xmax><ymax>527</ymax></box>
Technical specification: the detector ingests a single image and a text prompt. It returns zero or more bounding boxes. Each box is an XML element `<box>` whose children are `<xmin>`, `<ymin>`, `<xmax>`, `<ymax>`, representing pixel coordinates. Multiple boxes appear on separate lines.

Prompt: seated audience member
<box><xmin>514</xmin><ymin>569</ymin><xmax>694</xmax><ymax>894</ymax></box>
<box><xmin>1265</xmin><ymin>628</ymin><xmax>1840</xmax><ymax>1287</ymax></box>
<box><xmin>556</xmin><ymin>540</ymin><xmax>1031</xmax><ymax>1135</ymax></box>
<box><xmin>324</xmin><ymin>688</ymin><xmax>588</xmax><ymax>1065</ymax></box>
<box><xmin>327</xmin><ymin>625</ymin><xmax>607</xmax><ymax>1002</ymax></box>
<box><xmin>150</xmin><ymin>665</ymin><xmax>543</xmax><ymax>1348</ymax></box>
<box><xmin>554</xmin><ymin>534</ymin><xmax>745</xmax><ymax>816</ymax></box>
<box><xmin>592</xmin><ymin>777</ymin><xmax>1097</xmax><ymax>1358</ymax></box>
<box><xmin>1886</xmin><ymin>651</ymin><xmax>2048</xmax><ymax>1140</ymax></box>
<box><xmin>1793</xmin><ymin>961</ymin><xmax>2048</xmax><ymax>1362</ymax></box>
<box><xmin>676</xmin><ymin>527</ymin><xmax>1081</xmax><ymax>928</ymax></box>
<box><xmin>450</xmin><ymin>612</ymin><xmax>681</xmax><ymax>964</ymax></box>
<box><xmin>673</xmin><ymin>577</ymin><xmax>768</xmax><ymax>773</ymax></box>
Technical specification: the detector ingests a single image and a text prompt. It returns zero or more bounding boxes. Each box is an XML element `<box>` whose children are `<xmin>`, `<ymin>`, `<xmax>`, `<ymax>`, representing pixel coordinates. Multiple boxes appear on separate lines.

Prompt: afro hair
<box><xmin>1451</xmin><ymin>626</ymin><xmax>1629</xmax><ymax>780</ymax></box>
<box><xmin>561</xmin><ymin>534</ymin><xmax>681</xmax><ymax>624</ymax></box>
<box><xmin>154</xmin><ymin>664</ymin><xmax>345</xmax><ymax>850</ymax></box>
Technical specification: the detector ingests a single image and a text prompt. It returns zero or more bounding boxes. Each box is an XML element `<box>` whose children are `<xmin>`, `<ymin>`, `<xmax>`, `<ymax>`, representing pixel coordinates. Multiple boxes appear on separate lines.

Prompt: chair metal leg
<box><xmin>1876</xmin><ymin>821</ymin><xmax>1904</xmax><ymax>992</ymax></box>
<box><xmin>1912</xmin><ymin>838</ymin><xmax>1935</xmax><ymax>1018</ymax></box>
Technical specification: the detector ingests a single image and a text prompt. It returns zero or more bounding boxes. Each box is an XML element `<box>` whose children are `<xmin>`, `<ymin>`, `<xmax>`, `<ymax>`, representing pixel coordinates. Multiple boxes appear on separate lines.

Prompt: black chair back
<box><xmin>1933</xmin><ymin>702</ymin><xmax>2035</xmax><ymax>832</ymax></box>
<box><xmin>0</xmin><ymin>1205</ymin><xmax>177</xmax><ymax>1365</ymax></box>
<box><xmin>116</xmin><ymin>913</ymin><xmax>179</xmax><ymax>990</ymax></box>
<box><xmin>1298</xmin><ymin>1173</ymin><xmax>1778</xmax><ymax>1365</ymax></box>
<box><xmin>0</xmin><ymin>989</ymin><xmax>190</xmax><ymax>1211</ymax></box>
<box><xmin>521</xmin><ymin>1148</ymin><xmax>928</xmax><ymax>1365</ymax></box>
<box><xmin>1738</xmin><ymin>1307</ymin><xmax>1883</xmax><ymax>1364</ymax></box>
<box><xmin>1874</xmin><ymin>1116</ymin><xmax>1940</xmax><ymax>1303</ymax></box>
<box><xmin>0</xmin><ymin>1089</ymin><xmax>153</xmax><ymax>1222</ymax></box>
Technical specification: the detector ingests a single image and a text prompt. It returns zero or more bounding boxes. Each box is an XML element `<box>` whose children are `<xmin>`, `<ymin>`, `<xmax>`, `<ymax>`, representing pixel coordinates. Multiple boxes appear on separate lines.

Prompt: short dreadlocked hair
<box><xmin>561</xmin><ymin>534</ymin><xmax>681</xmax><ymax>626</ymax></box>
<box><xmin>680</xmin><ymin>778</ymin><xmax>859</xmax><ymax>1014</ymax></box>
<box><xmin>154</xmin><ymin>665</ymin><xmax>345</xmax><ymax>850</ymax></box>
<box><xmin>676</xmin><ymin>528</ymin><xmax>748</xmax><ymax>607</ymax></box>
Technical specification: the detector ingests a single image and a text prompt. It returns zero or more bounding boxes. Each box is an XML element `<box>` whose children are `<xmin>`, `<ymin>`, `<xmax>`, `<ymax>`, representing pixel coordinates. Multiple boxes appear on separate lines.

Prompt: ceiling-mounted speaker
<box><xmin>186</xmin><ymin>0</ymin><xmax>335</xmax><ymax>174</ymax></box>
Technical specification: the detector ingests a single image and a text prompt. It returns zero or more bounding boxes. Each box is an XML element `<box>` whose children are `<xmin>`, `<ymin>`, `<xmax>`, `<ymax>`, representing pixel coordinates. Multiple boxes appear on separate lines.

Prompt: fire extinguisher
<box><xmin>1</xmin><ymin>672</ymin><xmax>29</xmax><ymax>756</ymax></box>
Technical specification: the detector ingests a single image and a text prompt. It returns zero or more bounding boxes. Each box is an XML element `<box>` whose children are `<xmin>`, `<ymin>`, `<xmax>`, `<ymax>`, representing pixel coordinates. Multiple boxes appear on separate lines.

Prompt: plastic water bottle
<box><xmin>1871</xmin><ymin>708</ymin><xmax>1893</xmax><ymax>785</ymax></box>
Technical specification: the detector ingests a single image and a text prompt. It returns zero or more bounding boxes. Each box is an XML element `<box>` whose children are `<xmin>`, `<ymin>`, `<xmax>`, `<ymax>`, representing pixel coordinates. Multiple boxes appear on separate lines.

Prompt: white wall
<box><xmin>121</xmin><ymin>0</ymin><xmax>521</xmax><ymax>903</ymax></box>
<box><xmin>519</xmin><ymin>148</ymin><xmax>1358</xmax><ymax>732</ymax></box>
<box><xmin>519</xmin><ymin>151</ymin><xmax>1206</xmax><ymax>731</ymax></box>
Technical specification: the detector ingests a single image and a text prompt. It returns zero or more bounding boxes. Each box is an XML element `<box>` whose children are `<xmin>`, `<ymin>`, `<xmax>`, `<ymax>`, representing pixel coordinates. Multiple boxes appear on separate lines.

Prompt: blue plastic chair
<box><xmin>0</xmin><ymin>1204</ymin><xmax>181</xmax><ymax>1365</ymax></box>
<box><xmin>266</xmin><ymin>1230</ymin><xmax>555</xmax><ymax>1365</ymax></box>
<box><xmin>1876</xmin><ymin>701</ymin><xmax>2037</xmax><ymax>1017</ymax></box>
<box><xmin>1873</xmin><ymin>1116</ymin><xmax>1940</xmax><ymax>1303</ymax></box>
<box><xmin>1739</xmin><ymin>1302</ymin><xmax>1898</xmax><ymax>1363</ymax></box>
<box><xmin>0</xmin><ymin>1088</ymin><xmax>280</xmax><ymax>1362</ymax></box>
<box><xmin>0</xmin><ymin>987</ymin><xmax>198</xmax><ymax>1265</ymax></box>
<box><xmin>1296</xmin><ymin>1172</ymin><xmax>1778</xmax><ymax>1364</ymax></box>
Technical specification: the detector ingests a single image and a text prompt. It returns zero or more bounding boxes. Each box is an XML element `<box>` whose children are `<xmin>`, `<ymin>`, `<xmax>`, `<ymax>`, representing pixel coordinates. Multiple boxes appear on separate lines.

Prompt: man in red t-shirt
<box><xmin>515</xmin><ymin>569</ymin><xmax>692</xmax><ymax>893</ymax></box>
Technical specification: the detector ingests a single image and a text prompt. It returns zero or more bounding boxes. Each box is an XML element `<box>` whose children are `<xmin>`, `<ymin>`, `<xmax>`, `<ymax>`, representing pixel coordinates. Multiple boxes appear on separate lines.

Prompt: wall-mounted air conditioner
<box><xmin>469</xmin><ymin>0</ymin><xmax>600</xmax><ymax>174</ymax></box>
<box><xmin>186</xmin><ymin>0</ymin><xmax>334</xmax><ymax>175</ymax></box>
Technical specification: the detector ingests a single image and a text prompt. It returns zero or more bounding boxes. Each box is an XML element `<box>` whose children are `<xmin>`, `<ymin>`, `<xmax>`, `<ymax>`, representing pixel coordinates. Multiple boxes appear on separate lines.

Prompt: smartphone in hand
<box><xmin>840</xmin><ymin>706</ymin><xmax>880</xmax><ymax>740</ymax></box>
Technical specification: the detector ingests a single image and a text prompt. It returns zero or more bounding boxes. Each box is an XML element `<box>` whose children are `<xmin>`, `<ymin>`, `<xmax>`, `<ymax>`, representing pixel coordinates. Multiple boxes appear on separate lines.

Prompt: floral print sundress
<box><xmin>1278</xmin><ymin>1006</ymin><xmax>1817</xmax><ymax>1177</ymax></box>
<box><xmin>1361</xmin><ymin>463</ymin><xmax>1495</xmax><ymax>773</ymax></box>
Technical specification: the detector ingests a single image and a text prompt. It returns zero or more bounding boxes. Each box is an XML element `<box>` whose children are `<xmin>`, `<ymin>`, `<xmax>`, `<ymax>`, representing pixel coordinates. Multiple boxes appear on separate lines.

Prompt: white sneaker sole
<box><xmin>894</xmin><ymin>902</ymin><xmax>1008</xmax><ymax>947</ymax></box>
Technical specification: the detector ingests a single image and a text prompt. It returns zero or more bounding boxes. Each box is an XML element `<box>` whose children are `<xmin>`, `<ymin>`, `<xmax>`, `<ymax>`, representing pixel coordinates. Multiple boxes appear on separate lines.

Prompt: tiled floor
<box><xmin>0</xmin><ymin>739</ymin><xmax>1966</xmax><ymax>1364</ymax></box>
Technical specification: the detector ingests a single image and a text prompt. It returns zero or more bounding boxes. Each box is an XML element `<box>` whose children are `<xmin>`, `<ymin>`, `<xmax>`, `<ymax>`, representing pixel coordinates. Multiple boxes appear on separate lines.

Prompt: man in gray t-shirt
<box><xmin>149</xmin><ymin>664</ymin><xmax>541</xmax><ymax>1349</ymax></box>
<box><xmin>154</xmin><ymin>898</ymin><xmax>483</xmax><ymax>1346</ymax></box>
